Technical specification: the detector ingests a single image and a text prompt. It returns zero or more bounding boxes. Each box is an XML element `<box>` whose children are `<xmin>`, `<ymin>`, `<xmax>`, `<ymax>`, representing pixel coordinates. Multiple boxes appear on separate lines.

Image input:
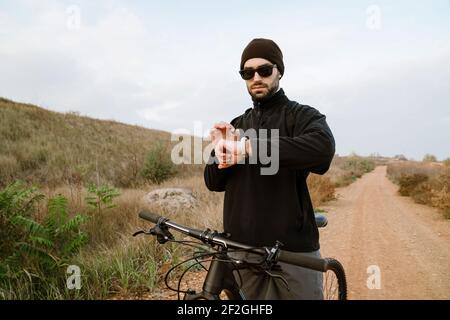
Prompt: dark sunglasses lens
<box><xmin>257</xmin><ymin>66</ymin><xmax>273</xmax><ymax>77</ymax></box>
<box><xmin>240</xmin><ymin>70</ymin><xmax>255</xmax><ymax>80</ymax></box>
<box><xmin>240</xmin><ymin>65</ymin><xmax>274</xmax><ymax>80</ymax></box>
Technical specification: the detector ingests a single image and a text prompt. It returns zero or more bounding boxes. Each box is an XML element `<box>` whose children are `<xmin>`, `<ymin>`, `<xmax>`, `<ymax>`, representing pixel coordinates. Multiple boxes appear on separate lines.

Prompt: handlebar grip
<box><xmin>138</xmin><ymin>210</ymin><xmax>163</xmax><ymax>224</ymax></box>
<box><xmin>278</xmin><ymin>250</ymin><xmax>328</xmax><ymax>272</ymax></box>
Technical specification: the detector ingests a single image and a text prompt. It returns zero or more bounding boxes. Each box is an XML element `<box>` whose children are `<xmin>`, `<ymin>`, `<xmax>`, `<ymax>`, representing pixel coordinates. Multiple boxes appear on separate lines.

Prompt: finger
<box><xmin>215</xmin><ymin>138</ymin><xmax>225</xmax><ymax>151</ymax></box>
<box><xmin>216</xmin><ymin>150</ymin><xmax>231</xmax><ymax>163</ymax></box>
<box><xmin>214</xmin><ymin>122</ymin><xmax>235</xmax><ymax>131</ymax></box>
<box><xmin>222</xmin><ymin>140</ymin><xmax>238</xmax><ymax>153</ymax></box>
<box><xmin>209</xmin><ymin>128</ymin><xmax>221</xmax><ymax>139</ymax></box>
<box><xmin>221</xmin><ymin>153</ymin><xmax>232</xmax><ymax>163</ymax></box>
<box><xmin>210</xmin><ymin>127</ymin><xmax>222</xmax><ymax>134</ymax></box>
<box><xmin>213</xmin><ymin>121</ymin><xmax>229</xmax><ymax>128</ymax></box>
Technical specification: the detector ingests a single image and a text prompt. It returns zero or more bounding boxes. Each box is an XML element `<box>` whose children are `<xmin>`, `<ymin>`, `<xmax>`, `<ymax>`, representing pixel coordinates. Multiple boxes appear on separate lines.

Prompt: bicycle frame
<box><xmin>184</xmin><ymin>249</ymin><xmax>243</xmax><ymax>300</ymax></box>
<box><xmin>135</xmin><ymin>210</ymin><xmax>347</xmax><ymax>300</ymax></box>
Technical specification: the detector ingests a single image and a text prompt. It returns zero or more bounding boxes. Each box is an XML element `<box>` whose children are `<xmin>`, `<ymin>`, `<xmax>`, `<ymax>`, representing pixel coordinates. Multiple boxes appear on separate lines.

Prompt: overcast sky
<box><xmin>1</xmin><ymin>0</ymin><xmax>449</xmax><ymax>160</ymax></box>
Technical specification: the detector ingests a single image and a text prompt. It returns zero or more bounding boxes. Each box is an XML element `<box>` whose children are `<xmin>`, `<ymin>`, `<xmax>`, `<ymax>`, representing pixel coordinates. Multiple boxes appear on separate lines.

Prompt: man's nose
<box><xmin>253</xmin><ymin>71</ymin><xmax>263</xmax><ymax>81</ymax></box>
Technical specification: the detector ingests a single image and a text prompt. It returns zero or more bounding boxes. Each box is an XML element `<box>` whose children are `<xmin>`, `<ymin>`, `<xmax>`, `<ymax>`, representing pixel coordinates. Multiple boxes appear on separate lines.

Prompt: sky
<box><xmin>0</xmin><ymin>0</ymin><xmax>449</xmax><ymax>160</ymax></box>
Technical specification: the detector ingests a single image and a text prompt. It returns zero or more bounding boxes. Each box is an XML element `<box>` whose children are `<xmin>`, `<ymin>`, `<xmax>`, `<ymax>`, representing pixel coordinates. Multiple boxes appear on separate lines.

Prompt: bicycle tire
<box><xmin>323</xmin><ymin>258</ymin><xmax>347</xmax><ymax>300</ymax></box>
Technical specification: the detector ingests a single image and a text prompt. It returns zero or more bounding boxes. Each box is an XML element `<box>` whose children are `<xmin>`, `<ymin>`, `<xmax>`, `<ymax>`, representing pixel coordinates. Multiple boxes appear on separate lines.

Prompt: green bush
<box><xmin>0</xmin><ymin>181</ymin><xmax>44</xmax><ymax>270</ymax></box>
<box><xmin>0</xmin><ymin>181</ymin><xmax>88</xmax><ymax>299</ymax></box>
<box><xmin>85</xmin><ymin>184</ymin><xmax>120</xmax><ymax>215</ymax></box>
<box><xmin>141</xmin><ymin>142</ymin><xmax>176</xmax><ymax>184</ymax></box>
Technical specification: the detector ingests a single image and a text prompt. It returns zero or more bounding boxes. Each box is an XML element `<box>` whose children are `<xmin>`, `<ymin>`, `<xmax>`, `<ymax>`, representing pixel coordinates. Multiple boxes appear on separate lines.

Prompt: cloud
<box><xmin>0</xmin><ymin>1</ymin><xmax>449</xmax><ymax>160</ymax></box>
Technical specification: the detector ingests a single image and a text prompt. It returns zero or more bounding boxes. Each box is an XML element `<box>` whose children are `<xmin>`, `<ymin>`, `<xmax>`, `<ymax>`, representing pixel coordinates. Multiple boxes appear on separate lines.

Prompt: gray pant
<box><xmin>229</xmin><ymin>250</ymin><xmax>324</xmax><ymax>300</ymax></box>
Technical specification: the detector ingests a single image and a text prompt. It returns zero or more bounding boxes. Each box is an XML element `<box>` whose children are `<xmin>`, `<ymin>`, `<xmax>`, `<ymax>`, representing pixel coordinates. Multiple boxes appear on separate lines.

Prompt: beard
<box><xmin>248</xmin><ymin>81</ymin><xmax>279</xmax><ymax>102</ymax></box>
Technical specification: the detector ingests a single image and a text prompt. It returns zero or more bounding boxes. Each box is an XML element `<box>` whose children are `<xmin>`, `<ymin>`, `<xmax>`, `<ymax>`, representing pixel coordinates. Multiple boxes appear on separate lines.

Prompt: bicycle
<box><xmin>134</xmin><ymin>210</ymin><xmax>347</xmax><ymax>300</ymax></box>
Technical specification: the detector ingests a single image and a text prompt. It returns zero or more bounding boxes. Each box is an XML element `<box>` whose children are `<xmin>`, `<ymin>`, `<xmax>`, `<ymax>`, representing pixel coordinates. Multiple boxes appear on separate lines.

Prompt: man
<box><xmin>204</xmin><ymin>38</ymin><xmax>335</xmax><ymax>299</ymax></box>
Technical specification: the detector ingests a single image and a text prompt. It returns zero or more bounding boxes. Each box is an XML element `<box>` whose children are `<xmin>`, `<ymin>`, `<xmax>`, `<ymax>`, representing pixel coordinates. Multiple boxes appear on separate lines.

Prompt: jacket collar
<box><xmin>252</xmin><ymin>88</ymin><xmax>289</xmax><ymax>112</ymax></box>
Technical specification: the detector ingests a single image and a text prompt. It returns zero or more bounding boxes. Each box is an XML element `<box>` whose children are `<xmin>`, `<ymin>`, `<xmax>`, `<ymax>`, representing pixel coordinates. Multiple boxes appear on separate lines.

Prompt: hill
<box><xmin>0</xmin><ymin>97</ymin><xmax>175</xmax><ymax>188</ymax></box>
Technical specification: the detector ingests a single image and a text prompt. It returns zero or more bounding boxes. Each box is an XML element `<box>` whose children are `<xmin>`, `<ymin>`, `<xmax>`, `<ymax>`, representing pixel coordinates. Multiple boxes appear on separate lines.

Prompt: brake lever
<box><xmin>132</xmin><ymin>230</ymin><xmax>147</xmax><ymax>237</ymax></box>
<box><xmin>150</xmin><ymin>224</ymin><xmax>174</xmax><ymax>244</ymax></box>
<box><xmin>132</xmin><ymin>225</ymin><xmax>174</xmax><ymax>244</ymax></box>
<box><xmin>263</xmin><ymin>270</ymin><xmax>290</xmax><ymax>291</ymax></box>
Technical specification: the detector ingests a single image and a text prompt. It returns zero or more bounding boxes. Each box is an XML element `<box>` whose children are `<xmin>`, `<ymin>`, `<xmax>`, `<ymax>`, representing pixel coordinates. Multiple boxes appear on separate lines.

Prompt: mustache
<box><xmin>251</xmin><ymin>82</ymin><xmax>267</xmax><ymax>89</ymax></box>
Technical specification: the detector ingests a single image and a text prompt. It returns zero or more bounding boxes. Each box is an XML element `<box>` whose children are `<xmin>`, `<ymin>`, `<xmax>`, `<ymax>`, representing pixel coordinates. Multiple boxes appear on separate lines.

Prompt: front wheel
<box><xmin>323</xmin><ymin>258</ymin><xmax>347</xmax><ymax>300</ymax></box>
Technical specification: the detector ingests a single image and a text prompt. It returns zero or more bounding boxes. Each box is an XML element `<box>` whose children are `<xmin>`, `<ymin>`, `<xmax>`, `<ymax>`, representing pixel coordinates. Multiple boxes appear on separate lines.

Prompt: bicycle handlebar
<box><xmin>138</xmin><ymin>210</ymin><xmax>328</xmax><ymax>272</ymax></box>
<box><xmin>138</xmin><ymin>210</ymin><xmax>162</xmax><ymax>224</ymax></box>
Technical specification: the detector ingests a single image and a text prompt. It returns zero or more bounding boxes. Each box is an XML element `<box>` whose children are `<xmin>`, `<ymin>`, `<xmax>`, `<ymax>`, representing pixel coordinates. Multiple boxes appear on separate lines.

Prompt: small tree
<box><xmin>423</xmin><ymin>154</ymin><xmax>437</xmax><ymax>162</ymax></box>
<box><xmin>141</xmin><ymin>142</ymin><xmax>176</xmax><ymax>184</ymax></box>
<box><xmin>85</xmin><ymin>184</ymin><xmax>120</xmax><ymax>216</ymax></box>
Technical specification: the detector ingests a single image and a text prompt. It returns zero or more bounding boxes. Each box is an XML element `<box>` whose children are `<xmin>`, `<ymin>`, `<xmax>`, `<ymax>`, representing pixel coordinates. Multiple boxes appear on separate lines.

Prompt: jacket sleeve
<box><xmin>250</xmin><ymin>106</ymin><xmax>335</xmax><ymax>174</ymax></box>
<box><xmin>204</xmin><ymin>149</ymin><xmax>228</xmax><ymax>191</ymax></box>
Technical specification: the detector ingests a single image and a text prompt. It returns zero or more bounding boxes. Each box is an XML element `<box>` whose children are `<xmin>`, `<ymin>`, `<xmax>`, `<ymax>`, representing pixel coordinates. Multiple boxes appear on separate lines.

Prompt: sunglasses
<box><xmin>239</xmin><ymin>64</ymin><xmax>277</xmax><ymax>80</ymax></box>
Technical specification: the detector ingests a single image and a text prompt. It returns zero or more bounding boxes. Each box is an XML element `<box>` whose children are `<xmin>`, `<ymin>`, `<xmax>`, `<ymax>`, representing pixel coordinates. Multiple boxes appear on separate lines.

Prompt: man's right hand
<box><xmin>209</xmin><ymin>121</ymin><xmax>240</xmax><ymax>146</ymax></box>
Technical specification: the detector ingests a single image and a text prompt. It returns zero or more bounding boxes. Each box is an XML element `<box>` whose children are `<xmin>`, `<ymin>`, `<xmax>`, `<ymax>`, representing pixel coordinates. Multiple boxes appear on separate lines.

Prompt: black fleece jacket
<box><xmin>204</xmin><ymin>89</ymin><xmax>335</xmax><ymax>252</ymax></box>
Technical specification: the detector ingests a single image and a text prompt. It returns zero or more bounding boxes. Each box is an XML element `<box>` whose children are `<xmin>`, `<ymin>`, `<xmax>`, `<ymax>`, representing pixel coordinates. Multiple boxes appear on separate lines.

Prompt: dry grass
<box><xmin>307</xmin><ymin>174</ymin><xmax>335</xmax><ymax>207</ymax></box>
<box><xmin>1</xmin><ymin>97</ymin><xmax>381</xmax><ymax>299</ymax></box>
<box><xmin>0</xmin><ymin>97</ymin><xmax>173</xmax><ymax>188</ymax></box>
<box><xmin>323</xmin><ymin>155</ymin><xmax>376</xmax><ymax>188</ymax></box>
<box><xmin>387</xmin><ymin>161</ymin><xmax>450</xmax><ymax>219</ymax></box>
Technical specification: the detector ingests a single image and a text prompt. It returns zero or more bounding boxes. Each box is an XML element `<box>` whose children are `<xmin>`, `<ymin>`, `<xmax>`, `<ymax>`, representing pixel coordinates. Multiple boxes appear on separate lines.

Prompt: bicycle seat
<box><xmin>314</xmin><ymin>214</ymin><xmax>328</xmax><ymax>228</ymax></box>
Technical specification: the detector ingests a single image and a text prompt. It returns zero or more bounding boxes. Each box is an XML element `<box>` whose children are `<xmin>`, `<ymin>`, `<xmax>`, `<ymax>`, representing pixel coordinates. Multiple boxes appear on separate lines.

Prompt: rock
<box><xmin>143</xmin><ymin>188</ymin><xmax>197</xmax><ymax>210</ymax></box>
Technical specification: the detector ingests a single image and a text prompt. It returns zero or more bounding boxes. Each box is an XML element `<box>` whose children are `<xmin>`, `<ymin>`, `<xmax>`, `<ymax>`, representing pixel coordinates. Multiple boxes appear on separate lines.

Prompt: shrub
<box><xmin>307</xmin><ymin>174</ymin><xmax>335</xmax><ymax>207</ymax></box>
<box><xmin>85</xmin><ymin>184</ymin><xmax>120</xmax><ymax>215</ymax></box>
<box><xmin>334</xmin><ymin>172</ymin><xmax>357</xmax><ymax>187</ymax></box>
<box><xmin>429</xmin><ymin>172</ymin><xmax>450</xmax><ymax>217</ymax></box>
<box><xmin>0</xmin><ymin>181</ymin><xmax>44</xmax><ymax>270</ymax></box>
<box><xmin>141</xmin><ymin>142</ymin><xmax>176</xmax><ymax>184</ymax></box>
<box><xmin>0</xmin><ymin>181</ymin><xmax>88</xmax><ymax>298</ymax></box>
<box><xmin>443</xmin><ymin>158</ymin><xmax>450</xmax><ymax>167</ymax></box>
<box><xmin>342</xmin><ymin>157</ymin><xmax>375</xmax><ymax>176</ymax></box>
<box><xmin>335</xmin><ymin>157</ymin><xmax>376</xmax><ymax>187</ymax></box>
<box><xmin>398</xmin><ymin>173</ymin><xmax>428</xmax><ymax>196</ymax></box>
<box><xmin>423</xmin><ymin>154</ymin><xmax>437</xmax><ymax>162</ymax></box>
<box><xmin>9</xmin><ymin>195</ymin><xmax>88</xmax><ymax>273</ymax></box>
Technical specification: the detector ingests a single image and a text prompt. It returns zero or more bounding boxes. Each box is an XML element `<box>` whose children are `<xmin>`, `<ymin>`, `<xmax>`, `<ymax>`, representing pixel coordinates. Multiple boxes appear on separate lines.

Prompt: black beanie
<box><xmin>240</xmin><ymin>38</ymin><xmax>284</xmax><ymax>76</ymax></box>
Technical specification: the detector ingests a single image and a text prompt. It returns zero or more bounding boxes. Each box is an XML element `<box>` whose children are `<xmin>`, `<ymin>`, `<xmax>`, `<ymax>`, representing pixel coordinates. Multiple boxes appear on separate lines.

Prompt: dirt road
<box><xmin>320</xmin><ymin>166</ymin><xmax>450</xmax><ymax>299</ymax></box>
<box><xmin>136</xmin><ymin>165</ymin><xmax>449</xmax><ymax>300</ymax></box>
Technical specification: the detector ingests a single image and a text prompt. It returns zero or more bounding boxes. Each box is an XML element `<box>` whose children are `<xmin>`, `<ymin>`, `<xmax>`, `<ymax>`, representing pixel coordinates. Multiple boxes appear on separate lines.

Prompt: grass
<box><xmin>1</xmin><ymin>97</ymin><xmax>378</xmax><ymax>299</ymax></box>
<box><xmin>0</xmin><ymin>97</ymin><xmax>201</xmax><ymax>188</ymax></box>
<box><xmin>387</xmin><ymin>161</ymin><xmax>450</xmax><ymax>219</ymax></box>
<box><xmin>323</xmin><ymin>155</ymin><xmax>376</xmax><ymax>188</ymax></box>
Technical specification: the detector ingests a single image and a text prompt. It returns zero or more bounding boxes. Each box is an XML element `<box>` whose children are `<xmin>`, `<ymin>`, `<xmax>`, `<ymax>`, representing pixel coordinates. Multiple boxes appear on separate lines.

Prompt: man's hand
<box><xmin>215</xmin><ymin>137</ymin><xmax>252</xmax><ymax>169</ymax></box>
<box><xmin>209</xmin><ymin>121</ymin><xmax>239</xmax><ymax>146</ymax></box>
<box><xmin>209</xmin><ymin>121</ymin><xmax>252</xmax><ymax>169</ymax></box>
